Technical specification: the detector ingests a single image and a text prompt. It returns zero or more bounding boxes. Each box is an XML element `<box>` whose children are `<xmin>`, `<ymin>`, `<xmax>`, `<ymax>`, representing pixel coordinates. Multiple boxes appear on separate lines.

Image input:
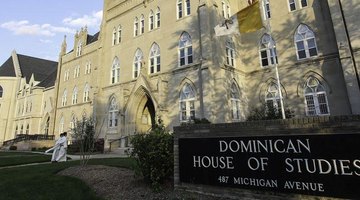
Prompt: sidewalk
<box><xmin>0</xmin><ymin>151</ymin><xmax>128</xmax><ymax>170</ymax></box>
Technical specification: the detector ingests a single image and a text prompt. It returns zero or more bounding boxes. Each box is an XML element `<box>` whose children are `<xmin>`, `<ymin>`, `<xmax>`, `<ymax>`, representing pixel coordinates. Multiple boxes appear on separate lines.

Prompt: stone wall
<box><xmin>173</xmin><ymin>115</ymin><xmax>360</xmax><ymax>200</ymax></box>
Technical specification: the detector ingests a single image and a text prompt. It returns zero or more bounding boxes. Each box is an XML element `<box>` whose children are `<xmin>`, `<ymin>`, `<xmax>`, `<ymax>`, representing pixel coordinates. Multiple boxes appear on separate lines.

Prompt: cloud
<box><xmin>39</xmin><ymin>39</ymin><xmax>53</xmax><ymax>44</ymax></box>
<box><xmin>62</xmin><ymin>10</ymin><xmax>103</xmax><ymax>28</ymax></box>
<box><xmin>1</xmin><ymin>20</ymin><xmax>75</xmax><ymax>36</ymax></box>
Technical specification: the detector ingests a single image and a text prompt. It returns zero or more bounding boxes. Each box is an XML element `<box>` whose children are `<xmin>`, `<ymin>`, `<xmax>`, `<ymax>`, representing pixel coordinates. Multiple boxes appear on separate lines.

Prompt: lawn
<box><xmin>0</xmin><ymin>152</ymin><xmax>135</xmax><ymax>200</ymax></box>
<box><xmin>0</xmin><ymin>151</ymin><xmax>52</xmax><ymax>167</ymax></box>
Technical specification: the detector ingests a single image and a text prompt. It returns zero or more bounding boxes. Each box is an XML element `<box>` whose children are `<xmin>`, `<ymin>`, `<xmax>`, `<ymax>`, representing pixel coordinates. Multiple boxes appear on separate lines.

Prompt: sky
<box><xmin>0</xmin><ymin>0</ymin><xmax>103</xmax><ymax>64</ymax></box>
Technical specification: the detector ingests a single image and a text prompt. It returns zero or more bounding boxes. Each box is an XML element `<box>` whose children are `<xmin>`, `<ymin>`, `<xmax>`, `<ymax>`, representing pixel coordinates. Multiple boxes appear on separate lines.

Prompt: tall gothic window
<box><xmin>117</xmin><ymin>25</ymin><xmax>122</xmax><ymax>43</ymax></box>
<box><xmin>111</xmin><ymin>57</ymin><xmax>120</xmax><ymax>84</ymax></box>
<box><xmin>134</xmin><ymin>49</ymin><xmax>143</xmax><ymax>78</ymax></box>
<box><xmin>149</xmin><ymin>10</ymin><xmax>154</xmax><ymax>30</ymax></box>
<box><xmin>45</xmin><ymin>117</ymin><xmax>50</xmax><ymax>135</ymax></box>
<box><xmin>72</xmin><ymin>87</ymin><xmax>78</xmax><ymax>105</ymax></box>
<box><xmin>179</xmin><ymin>83</ymin><xmax>196</xmax><ymax>122</ymax></box>
<box><xmin>112</xmin><ymin>28</ymin><xmax>117</xmax><ymax>46</ymax></box>
<box><xmin>149</xmin><ymin>43</ymin><xmax>161</xmax><ymax>74</ymax></box>
<box><xmin>259</xmin><ymin>34</ymin><xmax>278</xmax><ymax>67</ymax></box>
<box><xmin>300</xmin><ymin>0</ymin><xmax>308</xmax><ymax>8</ymax></box>
<box><xmin>83</xmin><ymin>83</ymin><xmax>90</xmax><ymax>102</ymax></box>
<box><xmin>156</xmin><ymin>7</ymin><xmax>161</xmax><ymax>28</ymax></box>
<box><xmin>76</xmin><ymin>41</ymin><xmax>82</xmax><ymax>57</ymax></box>
<box><xmin>265</xmin><ymin>83</ymin><xmax>281</xmax><ymax>113</ymax></box>
<box><xmin>263</xmin><ymin>0</ymin><xmax>271</xmax><ymax>19</ymax></box>
<box><xmin>62</xmin><ymin>89</ymin><xmax>67</xmax><ymax>106</ymax></box>
<box><xmin>108</xmin><ymin>97</ymin><xmax>118</xmax><ymax>128</ymax></box>
<box><xmin>230</xmin><ymin>83</ymin><xmax>241</xmax><ymax>120</ymax></box>
<box><xmin>0</xmin><ymin>85</ymin><xmax>3</xmax><ymax>98</ymax></box>
<box><xmin>289</xmin><ymin>0</ymin><xmax>296</xmax><ymax>11</ymax></box>
<box><xmin>177</xmin><ymin>0</ymin><xmax>183</xmax><ymax>19</ymax></box>
<box><xmin>294</xmin><ymin>24</ymin><xmax>318</xmax><ymax>60</ymax></box>
<box><xmin>134</xmin><ymin>17</ymin><xmax>139</xmax><ymax>36</ymax></box>
<box><xmin>26</xmin><ymin>124</ymin><xmax>30</xmax><ymax>135</ymax></box>
<box><xmin>140</xmin><ymin>15</ymin><xmax>145</xmax><ymax>34</ymax></box>
<box><xmin>226</xmin><ymin>39</ymin><xmax>235</xmax><ymax>67</ymax></box>
<box><xmin>178</xmin><ymin>32</ymin><xmax>193</xmax><ymax>66</ymax></box>
<box><xmin>304</xmin><ymin>77</ymin><xmax>329</xmax><ymax>116</ymax></box>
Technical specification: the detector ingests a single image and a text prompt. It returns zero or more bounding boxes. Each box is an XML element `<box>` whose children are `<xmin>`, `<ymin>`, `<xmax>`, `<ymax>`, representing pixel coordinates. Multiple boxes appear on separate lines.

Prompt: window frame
<box><xmin>225</xmin><ymin>40</ymin><xmax>235</xmax><ymax>67</ymax></box>
<box><xmin>133</xmin><ymin>49</ymin><xmax>143</xmax><ymax>78</ymax></box>
<box><xmin>108</xmin><ymin>97</ymin><xmax>119</xmax><ymax>128</ymax></box>
<box><xmin>149</xmin><ymin>43</ymin><xmax>161</xmax><ymax>74</ymax></box>
<box><xmin>259</xmin><ymin>34</ymin><xmax>278</xmax><ymax>67</ymax></box>
<box><xmin>111</xmin><ymin>57</ymin><xmax>120</xmax><ymax>84</ymax></box>
<box><xmin>294</xmin><ymin>24</ymin><xmax>318</xmax><ymax>60</ymax></box>
<box><xmin>178</xmin><ymin>32</ymin><xmax>193</xmax><ymax>67</ymax></box>
<box><xmin>304</xmin><ymin>77</ymin><xmax>330</xmax><ymax>116</ymax></box>
<box><xmin>179</xmin><ymin>83</ymin><xmax>196</xmax><ymax>122</ymax></box>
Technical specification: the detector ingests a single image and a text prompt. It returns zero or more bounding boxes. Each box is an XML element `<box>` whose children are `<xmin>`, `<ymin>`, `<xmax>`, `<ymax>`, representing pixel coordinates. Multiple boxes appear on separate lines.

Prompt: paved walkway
<box><xmin>0</xmin><ymin>151</ymin><xmax>128</xmax><ymax>170</ymax></box>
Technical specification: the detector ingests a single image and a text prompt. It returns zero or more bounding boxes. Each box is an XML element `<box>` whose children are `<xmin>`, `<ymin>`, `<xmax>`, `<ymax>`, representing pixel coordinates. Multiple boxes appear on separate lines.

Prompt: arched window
<box><xmin>83</xmin><ymin>83</ymin><xmax>90</xmax><ymax>102</ymax></box>
<box><xmin>230</xmin><ymin>83</ymin><xmax>241</xmax><ymax>120</ymax></box>
<box><xmin>134</xmin><ymin>17</ymin><xmax>139</xmax><ymax>36</ymax></box>
<box><xmin>222</xmin><ymin>1</ymin><xmax>231</xmax><ymax>18</ymax></box>
<box><xmin>26</xmin><ymin>124</ymin><xmax>30</xmax><ymax>135</ymax></box>
<box><xmin>259</xmin><ymin>34</ymin><xmax>278</xmax><ymax>67</ymax></box>
<box><xmin>45</xmin><ymin>117</ymin><xmax>50</xmax><ymax>135</ymax></box>
<box><xmin>134</xmin><ymin>49</ymin><xmax>143</xmax><ymax>78</ymax></box>
<box><xmin>149</xmin><ymin>43</ymin><xmax>161</xmax><ymax>74</ymax></box>
<box><xmin>0</xmin><ymin>85</ymin><xmax>3</xmax><ymax>98</ymax></box>
<box><xmin>30</xmin><ymin>82</ymin><xmax>34</xmax><ymax>94</ymax></box>
<box><xmin>294</xmin><ymin>24</ymin><xmax>318</xmax><ymax>59</ymax></box>
<box><xmin>265</xmin><ymin>83</ymin><xmax>281</xmax><ymax>113</ymax></box>
<box><xmin>179</xmin><ymin>83</ymin><xmax>196</xmax><ymax>122</ymax></box>
<box><xmin>59</xmin><ymin>116</ymin><xmax>64</xmax><ymax>134</ymax></box>
<box><xmin>226</xmin><ymin>39</ymin><xmax>235</xmax><ymax>67</ymax></box>
<box><xmin>112</xmin><ymin>28</ymin><xmax>117</xmax><ymax>45</ymax></box>
<box><xmin>304</xmin><ymin>77</ymin><xmax>329</xmax><ymax>116</ymax></box>
<box><xmin>149</xmin><ymin>10</ymin><xmax>154</xmax><ymax>30</ymax></box>
<box><xmin>177</xmin><ymin>0</ymin><xmax>183</xmax><ymax>19</ymax></box>
<box><xmin>108</xmin><ymin>97</ymin><xmax>118</xmax><ymax>127</ymax></box>
<box><xmin>156</xmin><ymin>7</ymin><xmax>161</xmax><ymax>28</ymax></box>
<box><xmin>179</xmin><ymin>32</ymin><xmax>193</xmax><ymax>66</ymax></box>
<box><xmin>111</xmin><ymin>57</ymin><xmax>120</xmax><ymax>84</ymax></box>
<box><xmin>15</xmin><ymin>125</ymin><xmax>18</xmax><ymax>135</ymax></box>
<box><xmin>117</xmin><ymin>25</ymin><xmax>122</xmax><ymax>43</ymax></box>
<box><xmin>76</xmin><ymin>41</ymin><xmax>82</xmax><ymax>57</ymax></box>
<box><xmin>20</xmin><ymin>125</ymin><xmax>24</xmax><ymax>135</ymax></box>
<box><xmin>140</xmin><ymin>15</ymin><xmax>145</xmax><ymax>34</ymax></box>
<box><xmin>185</xmin><ymin>0</ymin><xmax>191</xmax><ymax>16</ymax></box>
<box><xmin>72</xmin><ymin>87</ymin><xmax>78</xmax><ymax>105</ymax></box>
<box><xmin>263</xmin><ymin>0</ymin><xmax>271</xmax><ymax>19</ymax></box>
<box><xmin>62</xmin><ymin>89</ymin><xmax>67</xmax><ymax>106</ymax></box>
<box><xmin>70</xmin><ymin>114</ymin><xmax>76</xmax><ymax>130</ymax></box>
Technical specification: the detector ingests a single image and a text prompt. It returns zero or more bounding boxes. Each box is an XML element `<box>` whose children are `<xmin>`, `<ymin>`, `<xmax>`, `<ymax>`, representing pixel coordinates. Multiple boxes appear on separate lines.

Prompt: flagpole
<box><xmin>262</xmin><ymin>0</ymin><xmax>286</xmax><ymax>119</ymax></box>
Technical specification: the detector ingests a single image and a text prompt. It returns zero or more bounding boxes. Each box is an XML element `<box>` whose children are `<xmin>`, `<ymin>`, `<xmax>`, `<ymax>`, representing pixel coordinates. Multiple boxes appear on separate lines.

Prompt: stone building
<box><xmin>1</xmin><ymin>0</ymin><xmax>359</xmax><ymax>151</ymax></box>
<box><xmin>0</xmin><ymin>51</ymin><xmax>57</xmax><ymax>144</ymax></box>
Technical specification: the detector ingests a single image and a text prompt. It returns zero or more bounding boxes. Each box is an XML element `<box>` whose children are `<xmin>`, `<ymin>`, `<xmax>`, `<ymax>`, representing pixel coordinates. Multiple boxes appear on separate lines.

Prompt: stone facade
<box><xmin>1</xmin><ymin>0</ymin><xmax>359</xmax><ymax>149</ymax></box>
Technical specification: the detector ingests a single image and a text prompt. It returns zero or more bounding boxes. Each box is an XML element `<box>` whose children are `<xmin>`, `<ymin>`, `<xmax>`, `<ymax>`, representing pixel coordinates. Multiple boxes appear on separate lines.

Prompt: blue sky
<box><xmin>0</xmin><ymin>0</ymin><xmax>103</xmax><ymax>64</ymax></box>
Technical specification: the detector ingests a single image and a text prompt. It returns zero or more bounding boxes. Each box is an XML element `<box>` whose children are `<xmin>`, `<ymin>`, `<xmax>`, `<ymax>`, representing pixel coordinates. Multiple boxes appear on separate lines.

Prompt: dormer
<box><xmin>74</xmin><ymin>26</ymin><xmax>88</xmax><ymax>57</ymax></box>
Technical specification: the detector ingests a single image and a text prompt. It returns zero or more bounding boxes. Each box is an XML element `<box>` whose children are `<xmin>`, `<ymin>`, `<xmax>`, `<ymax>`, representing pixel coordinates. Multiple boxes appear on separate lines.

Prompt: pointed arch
<box><xmin>303</xmin><ymin>77</ymin><xmax>330</xmax><ymax>116</ymax></box>
<box><xmin>178</xmin><ymin>32</ymin><xmax>193</xmax><ymax>67</ymax></box>
<box><xmin>112</xmin><ymin>27</ymin><xmax>117</xmax><ymax>45</ymax></box>
<box><xmin>297</xmin><ymin>71</ymin><xmax>331</xmax><ymax>96</ymax></box>
<box><xmin>230</xmin><ymin>81</ymin><xmax>241</xmax><ymax>121</ymax></box>
<box><xmin>156</xmin><ymin>7</ymin><xmax>161</xmax><ymax>28</ymax></box>
<box><xmin>294</xmin><ymin>24</ymin><xmax>318</xmax><ymax>59</ymax></box>
<box><xmin>149</xmin><ymin>10</ymin><xmax>154</xmax><ymax>30</ymax></box>
<box><xmin>259</xmin><ymin>33</ymin><xmax>278</xmax><ymax>67</ymax></box>
<box><xmin>133</xmin><ymin>48</ymin><xmax>143</xmax><ymax>78</ymax></box>
<box><xmin>134</xmin><ymin>17</ymin><xmax>139</xmax><ymax>36</ymax></box>
<box><xmin>258</xmin><ymin>78</ymin><xmax>288</xmax><ymax>102</ymax></box>
<box><xmin>179</xmin><ymin>80</ymin><xmax>197</xmax><ymax>122</ymax></box>
<box><xmin>72</xmin><ymin>86</ymin><xmax>78</xmax><ymax>104</ymax></box>
<box><xmin>59</xmin><ymin>115</ymin><xmax>65</xmax><ymax>134</ymax></box>
<box><xmin>149</xmin><ymin>42</ymin><xmax>161</xmax><ymax>74</ymax></box>
<box><xmin>111</xmin><ymin>56</ymin><xmax>120</xmax><ymax>84</ymax></box>
<box><xmin>108</xmin><ymin>95</ymin><xmax>119</xmax><ymax>128</ymax></box>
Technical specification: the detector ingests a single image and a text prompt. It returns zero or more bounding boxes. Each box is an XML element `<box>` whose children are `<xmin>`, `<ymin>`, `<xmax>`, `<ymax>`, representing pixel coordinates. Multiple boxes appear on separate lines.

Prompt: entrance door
<box><xmin>136</xmin><ymin>94</ymin><xmax>155</xmax><ymax>133</ymax></box>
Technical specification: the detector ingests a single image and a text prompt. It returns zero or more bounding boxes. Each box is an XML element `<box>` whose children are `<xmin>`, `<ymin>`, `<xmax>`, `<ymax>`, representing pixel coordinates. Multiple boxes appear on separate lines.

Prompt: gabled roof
<box><xmin>37</xmin><ymin>69</ymin><xmax>58</xmax><ymax>88</ymax></box>
<box><xmin>87</xmin><ymin>32</ymin><xmax>100</xmax><ymax>45</ymax></box>
<box><xmin>0</xmin><ymin>53</ymin><xmax>58</xmax><ymax>84</ymax></box>
<box><xmin>17</xmin><ymin>54</ymin><xmax>58</xmax><ymax>83</ymax></box>
<box><xmin>0</xmin><ymin>56</ymin><xmax>16</xmax><ymax>77</ymax></box>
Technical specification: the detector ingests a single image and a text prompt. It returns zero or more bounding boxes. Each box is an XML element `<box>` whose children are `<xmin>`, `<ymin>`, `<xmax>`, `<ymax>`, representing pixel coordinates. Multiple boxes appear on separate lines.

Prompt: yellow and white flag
<box><xmin>214</xmin><ymin>0</ymin><xmax>263</xmax><ymax>36</ymax></box>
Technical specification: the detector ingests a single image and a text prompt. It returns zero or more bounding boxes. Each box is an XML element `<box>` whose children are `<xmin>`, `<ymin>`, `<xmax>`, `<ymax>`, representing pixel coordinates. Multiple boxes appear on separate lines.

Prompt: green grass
<box><xmin>0</xmin><ymin>152</ymin><xmax>136</xmax><ymax>200</ymax></box>
<box><xmin>0</xmin><ymin>152</ymin><xmax>52</xmax><ymax>167</ymax></box>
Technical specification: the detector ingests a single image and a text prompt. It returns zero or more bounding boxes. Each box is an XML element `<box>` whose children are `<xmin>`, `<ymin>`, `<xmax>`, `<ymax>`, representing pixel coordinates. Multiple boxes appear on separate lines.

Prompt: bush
<box><xmin>9</xmin><ymin>145</ymin><xmax>17</xmax><ymax>150</ymax></box>
<box><xmin>247</xmin><ymin>103</ymin><xmax>294</xmax><ymax>121</ymax></box>
<box><xmin>131</xmin><ymin>118</ymin><xmax>173</xmax><ymax>191</ymax></box>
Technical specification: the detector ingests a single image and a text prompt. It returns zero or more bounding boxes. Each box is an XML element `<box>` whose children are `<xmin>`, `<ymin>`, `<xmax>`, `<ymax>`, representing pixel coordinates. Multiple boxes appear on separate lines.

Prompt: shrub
<box><xmin>247</xmin><ymin>103</ymin><xmax>294</xmax><ymax>121</ymax></box>
<box><xmin>131</xmin><ymin>118</ymin><xmax>173</xmax><ymax>191</ymax></box>
<box><xmin>9</xmin><ymin>145</ymin><xmax>17</xmax><ymax>150</ymax></box>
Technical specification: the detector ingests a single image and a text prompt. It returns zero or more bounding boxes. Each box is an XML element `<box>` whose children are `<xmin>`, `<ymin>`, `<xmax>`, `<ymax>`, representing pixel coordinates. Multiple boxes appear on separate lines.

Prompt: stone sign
<box><xmin>179</xmin><ymin>133</ymin><xmax>360</xmax><ymax>199</ymax></box>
